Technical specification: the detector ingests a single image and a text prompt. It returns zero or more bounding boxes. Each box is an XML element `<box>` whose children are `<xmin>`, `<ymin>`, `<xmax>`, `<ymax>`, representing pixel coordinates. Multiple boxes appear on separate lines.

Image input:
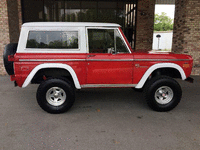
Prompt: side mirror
<box><xmin>108</xmin><ymin>47</ymin><xmax>116</xmax><ymax>54</ymax></box>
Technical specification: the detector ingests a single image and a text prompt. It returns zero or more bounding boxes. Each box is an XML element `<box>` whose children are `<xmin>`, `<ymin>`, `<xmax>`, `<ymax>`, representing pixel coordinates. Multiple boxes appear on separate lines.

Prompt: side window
<box><xmin>88</xmin><ymin>29</ymin><xmax>114</xmax><ymax>53</ymax></box>
<box><xmin>88</xmin><ymin>29</ymin><xmax>129</xmax><ymax>53</ymax></box>
<box><xmin>26</xmin><ymin>31</ymin><xmax>78</xmax><ymax>49</ymax></box>
<box><xmin>115</xmin><ymin>29</ymin><xmax>129</xmax><ymax>53</ymax></box>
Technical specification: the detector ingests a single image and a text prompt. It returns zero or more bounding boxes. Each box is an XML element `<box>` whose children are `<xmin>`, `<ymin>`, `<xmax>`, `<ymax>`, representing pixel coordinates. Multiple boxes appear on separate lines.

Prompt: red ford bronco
<box><xmin>3</xmin><ymin>22</ymin><xmax>193</xmax><ymax>113</ymax></box>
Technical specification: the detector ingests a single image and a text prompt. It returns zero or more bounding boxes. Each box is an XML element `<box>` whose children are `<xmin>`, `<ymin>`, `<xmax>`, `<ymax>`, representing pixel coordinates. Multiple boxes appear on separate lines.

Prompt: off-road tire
<box><xmin>144</xmin><ymin>76</ymin><xmax>182</xmax><ymax>112</ymax></box>
<box><xmin>36</xmin><ymin>78</ymin><xmax>75</xmax><ymax>114</ymax></box>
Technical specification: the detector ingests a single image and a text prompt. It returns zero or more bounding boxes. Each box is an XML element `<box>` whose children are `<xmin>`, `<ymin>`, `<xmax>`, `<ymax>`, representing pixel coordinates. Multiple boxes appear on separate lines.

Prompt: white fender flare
<box><xmin>22</xmin><ymin>63</ymin><xmax>81</xmax><ymax>89</ymax></box>
<box><xmin>135</xmin><ymin>63</ymin><xmax>186</xmax><ymax>89</ymax></box>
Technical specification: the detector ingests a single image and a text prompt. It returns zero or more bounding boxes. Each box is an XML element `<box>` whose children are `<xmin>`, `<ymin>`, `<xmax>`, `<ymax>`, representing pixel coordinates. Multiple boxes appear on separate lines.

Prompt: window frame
<box><xmin>25</xmin><ymin>29</ymin><xmax>81</xmax><ymax>52</ymax></box>
<box><xmin>86</xmin><ymin>27</ymin><xmax>131</xmax><ymax>54</ymax></box>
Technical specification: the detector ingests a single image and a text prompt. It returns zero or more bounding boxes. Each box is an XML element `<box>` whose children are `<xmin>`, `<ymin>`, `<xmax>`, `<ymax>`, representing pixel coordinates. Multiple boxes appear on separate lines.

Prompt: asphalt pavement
<box><xmin>0</xmin><ymin>76</ymin><xmax>200</xmax><ymax>150</ymax></box>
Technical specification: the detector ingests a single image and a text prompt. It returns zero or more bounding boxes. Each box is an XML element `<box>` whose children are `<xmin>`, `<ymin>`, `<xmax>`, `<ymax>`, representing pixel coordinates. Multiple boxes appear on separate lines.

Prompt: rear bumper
<box><xmin>10</xmin><ymin>74</ymin><xmax>15</xmax><ymax>81</ymax></box>
<box><xmin>10</xmin><ymin>75</ymin><xmax>18</xmax><ymax>86</ymax></box>
<box><xmin>185</xmin><ymin>77</ymin><xmax>194</xmax><ymax>83</ymax></box>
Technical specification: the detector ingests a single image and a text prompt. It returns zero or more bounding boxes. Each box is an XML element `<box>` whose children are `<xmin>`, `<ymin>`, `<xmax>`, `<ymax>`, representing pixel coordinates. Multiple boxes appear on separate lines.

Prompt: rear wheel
<box><xmin>36</xmin><ymin>78</ymin><xmax>75</xmax><ymax>114</ymax></box>
<box><xmin>144</xmin><ymin>76</ymin><xmax>182</xmax><ymax>112</ymax></box>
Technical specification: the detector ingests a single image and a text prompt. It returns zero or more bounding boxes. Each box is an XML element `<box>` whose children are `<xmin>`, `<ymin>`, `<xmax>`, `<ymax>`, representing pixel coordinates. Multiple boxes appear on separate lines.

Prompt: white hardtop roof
<box><xmin>22</xmin><ymin>22</ymin><xmax>121</xmax><ymax>27</ymax></box>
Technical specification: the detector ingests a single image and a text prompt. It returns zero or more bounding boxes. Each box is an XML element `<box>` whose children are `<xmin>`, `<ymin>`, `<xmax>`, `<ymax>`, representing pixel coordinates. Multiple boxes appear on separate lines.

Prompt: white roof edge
<box><xmin>22</xmin><ymin>22</ymin><xmax>121</xmax><ymax>27</ymax></box>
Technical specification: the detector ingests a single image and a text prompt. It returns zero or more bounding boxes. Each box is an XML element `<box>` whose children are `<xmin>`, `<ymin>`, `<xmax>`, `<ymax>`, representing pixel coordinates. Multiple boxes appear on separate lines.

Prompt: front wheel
<box><xmin>36</xmin><ymin>78</ymin><xmax>75</xmax><ymax>114</ymax></box>
<box><xmin>144</xmin><ymin>76</ymin><xmax>182</xmax><ymax>112</ymax></box>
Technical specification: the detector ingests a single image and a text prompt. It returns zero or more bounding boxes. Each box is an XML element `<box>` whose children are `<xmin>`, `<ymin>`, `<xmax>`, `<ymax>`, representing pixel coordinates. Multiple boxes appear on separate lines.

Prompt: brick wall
<box><xmin>17</xmin><ymin>0</ymin><xmax>22</xmax><ymax>28</ymax></box>
<box><xmin>7</xmin><ymin>0</ymin><xmax>21</xmax><ymax>43</ymax></box>
<box><xmin>172</xmin><ymin>0</ymin><xmax>200</xmax><ymax>75</ymax></box>
<box><xmin>135</xmin><ymin>0</ymin><xmax>155</xmax><ymax>50</ymax></box>
<box><xmin>0</xmin><ymin>0</ymin><xmax>10</xmax><ymax>75</ymax></box>
<box><xmin>0</xmin><ymin>0</ymin><xmax>21</xmax><ymax>75</ymax></box>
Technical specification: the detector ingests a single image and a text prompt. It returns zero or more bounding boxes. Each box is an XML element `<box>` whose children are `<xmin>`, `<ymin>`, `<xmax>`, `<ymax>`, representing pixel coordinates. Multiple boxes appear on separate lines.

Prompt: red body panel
<box><xmin>133</xmin><ymin>52</ymin><xmax>193</xmax><ymax>84</ymax></box>
<box><xmin>10</xmin><ymin>27</ymin><xmax>193</xmax><ymax>88</ymax></box>
<box><xmin>86</xmin><ymin>53</ymin><xmax>133</xmax><ymax>84</ymax></box>
<box><xmin>12</xmin><ymin>51</ymin><xmax>193</xmax><ymax>88</ymax></box>
<box><xmin>13</xmin><ymin>53</ymin><xmax>87</xmax><ymax>87</ymax></box>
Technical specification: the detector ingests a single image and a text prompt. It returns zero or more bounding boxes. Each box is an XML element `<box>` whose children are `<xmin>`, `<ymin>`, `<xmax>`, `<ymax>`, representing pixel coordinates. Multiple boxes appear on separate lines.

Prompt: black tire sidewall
<box><xmin>3</xmin><ymin>43</ymin><xmax>18</xmax><ymax>75</ymax></box>
<box><xmin>145</xmin><ymin>77</ymin><xmax>182</xmax><ymax>111</ymax></box>
<box><xmin>37</xmin><ymin>79</ymin><xmax>75</xmax><ymax>114</ymax></box>
<box><xmin>132</xmin><ymin>87</ymin><xmax>143</xmax><ymax>92</ymax></box>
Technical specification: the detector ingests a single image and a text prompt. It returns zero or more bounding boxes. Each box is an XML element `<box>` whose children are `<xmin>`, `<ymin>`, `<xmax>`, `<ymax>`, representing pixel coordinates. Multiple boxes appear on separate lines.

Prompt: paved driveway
<box><xmin>0</xmin><ymin>76</ymin><xmax>200</xmax><ymax>150</ymax></box>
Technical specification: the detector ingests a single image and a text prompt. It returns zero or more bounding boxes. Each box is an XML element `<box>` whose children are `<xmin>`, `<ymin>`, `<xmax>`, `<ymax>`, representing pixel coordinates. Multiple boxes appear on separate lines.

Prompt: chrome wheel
<box><xmin>154</xmin><ymin>86</ymin><xmax>174</xmax><ymax>105</ymax></box>
<box><xmin>46</xmin><ymin>87</ymin><xmax>66</xmax><ymax>106</ymax></box>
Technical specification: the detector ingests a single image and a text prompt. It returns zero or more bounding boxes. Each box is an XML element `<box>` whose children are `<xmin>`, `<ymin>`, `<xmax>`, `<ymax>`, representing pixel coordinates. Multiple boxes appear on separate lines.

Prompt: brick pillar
<box><xmin>7</xmin><ymin>0</ymin><xmax>22</xmax><ymax>43</ymax></box>
<box><xmin>0</xmin><ymin>0</ymin><xmax>22</xmax><ymax>75</ymax></box>
<box><xmin>17</xmin><ymin>0</ymin><xmax>22</xmax><ymax>28</ymax></box>
<box><xmin>172</xmin><ymin>0</ymin><xmax>200</xmax><ymax>75</ymax></box>
<box><xmin>0</xmin><ymin>0</ymin><xmax>10</xmax><ymax>75</ymax></box>
<box><xmin>135</xmin><ymin>0</ymin><xmax>155</xmax><ymax>51</ymax></box>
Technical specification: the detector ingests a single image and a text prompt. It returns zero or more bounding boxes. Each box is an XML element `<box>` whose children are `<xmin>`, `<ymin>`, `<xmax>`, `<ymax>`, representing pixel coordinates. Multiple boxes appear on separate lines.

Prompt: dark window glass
<box><xmin>88</xmin><ymin>29</ymin><xmax>114</xmax><ymax>53</ymax></box>
<box><xmin>88</xmin><ymin>29</ymin><xmax>129</xmax><ymax>54</ymax></box>
<box><xmin>65</xmin><ymin>9</ymin><xmax>81</xmax><ymax>22</ymax></box>
<box><xmin>22</xmin><ymin>0</ymin><xmax>137</xmax><ymax>49</ymax></box>
<box><xmin>98</xmin><ymin>9</ymin><xmax>117</xmax><ymax>23</ymax></box>
<box><xmin>26</xmin><ymin>31</ymin><xmax>78</xmax><ymax>49</ymax></box>
<box><xmin>115</xmin><ymin>30</ymin><xmax>129</xmax><ymax>53</ymax></box>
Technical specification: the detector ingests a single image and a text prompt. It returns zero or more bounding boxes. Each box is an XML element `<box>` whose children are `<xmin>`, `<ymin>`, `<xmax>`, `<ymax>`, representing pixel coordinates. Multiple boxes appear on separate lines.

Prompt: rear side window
<box><xmin>26</xmin><ymin>31</ymin><xmax>78</xmax><ymax>49</ymax></box>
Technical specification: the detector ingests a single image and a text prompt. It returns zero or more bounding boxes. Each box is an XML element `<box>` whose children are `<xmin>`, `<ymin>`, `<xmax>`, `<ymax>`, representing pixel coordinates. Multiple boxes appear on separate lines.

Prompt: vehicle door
<box><xmin>86</xmin><ymin>27</ymin><xmax>134</xmax><ymax>85</ymax></box>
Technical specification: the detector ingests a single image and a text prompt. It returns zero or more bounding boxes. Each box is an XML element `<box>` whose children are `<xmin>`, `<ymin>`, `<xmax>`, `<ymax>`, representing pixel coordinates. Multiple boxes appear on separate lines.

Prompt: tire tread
<box><xmin>36</xmin><ymin>78</ymin><xmax>75</xmax><ymax>114</ymax></box>
<box><xmin>144</xmin><ymin>75</ymin><xmax>182</xmax><ymax>112</ymax></box>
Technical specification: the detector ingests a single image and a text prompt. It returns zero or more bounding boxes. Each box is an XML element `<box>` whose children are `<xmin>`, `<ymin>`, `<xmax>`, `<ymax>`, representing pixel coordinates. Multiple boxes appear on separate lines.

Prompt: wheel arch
<box><xmin>135</xmin><ymin>63</ymin><xmax>186</xmax><ymax>89</ymax></box>
<box><xmin>22</xmin><ymin>63</ymin><xmax>81</xmax><ymax>89</ymax></box>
